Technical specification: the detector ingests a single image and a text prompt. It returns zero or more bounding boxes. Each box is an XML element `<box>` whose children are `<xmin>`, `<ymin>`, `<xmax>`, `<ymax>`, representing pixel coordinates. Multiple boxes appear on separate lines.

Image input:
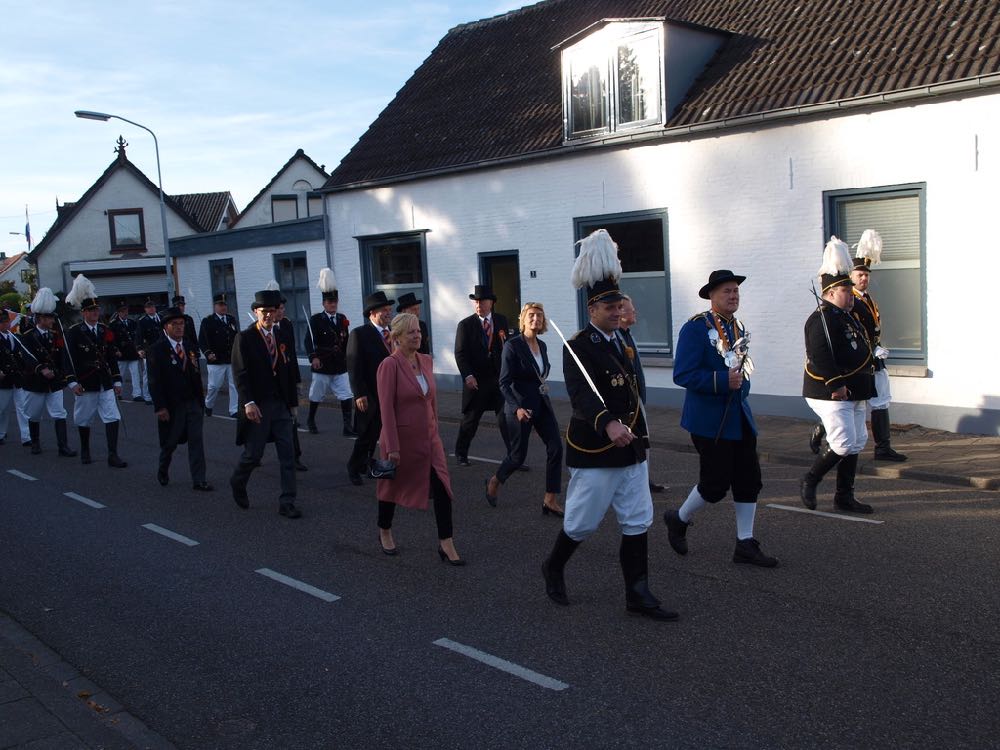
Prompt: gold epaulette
<box><xmin>688</xmin><ymin>311</ymin><xmax>710</xmax><ymax>323</ymax></box>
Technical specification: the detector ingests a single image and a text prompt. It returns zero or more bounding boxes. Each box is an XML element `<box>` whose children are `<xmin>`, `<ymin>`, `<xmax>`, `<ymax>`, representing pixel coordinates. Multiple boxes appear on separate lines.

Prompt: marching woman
<box><xmin>375</xmin><ymin>313</ymin><xmax>464</xmax><ymax>565</ymax></box>
<box><xmin>485</xmin><ymin>302</ymin><xmax>564</xmax><ymax>515</ymax></box>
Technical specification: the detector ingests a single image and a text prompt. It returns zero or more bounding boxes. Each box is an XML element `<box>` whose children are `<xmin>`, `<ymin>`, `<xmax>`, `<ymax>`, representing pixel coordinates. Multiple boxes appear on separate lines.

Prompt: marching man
<box><xmin>304</xmin><ymin>268</ymin><xmax>355</xmax><ymax>436</ymax></box>
<box><xmin>198</xmin><ymin>293</ymin><xmax>239</xmax><ymax>418</ymax></box>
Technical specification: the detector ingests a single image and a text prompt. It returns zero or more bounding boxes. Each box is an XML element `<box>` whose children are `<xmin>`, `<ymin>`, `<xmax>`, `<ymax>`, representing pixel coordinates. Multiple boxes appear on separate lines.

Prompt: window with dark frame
<box><xmin>107</xmin><ymin>208</ymin><xmax>146</xmax><ymax>252</ymax></box>
<box><xmin>574</xmin><ymin>210</ymin><xmax>672</xmax><ymax>356</ymax></box>
<box><xmin>823</xmin><ymin>183</ymin><xmax>926</xmax><ymax>363</ymax></box>
<box><xmin>358</xmin><ymin>232</ymin><xmax>432</xmax><ymax>353</ymax></box>
<box><xmin>271</xmin><ymin>195</ymin><xmax>299</xmax><ymax>223</ymax></box>
<box><xmin>273</xmin><ymin>252</ymin><xmax>310</xmax><ymax>354</ymax></box>
<box><xmin>209</xmin><ymin>259</ymin><xmax>238</xmax><ymax>321</ymax></box>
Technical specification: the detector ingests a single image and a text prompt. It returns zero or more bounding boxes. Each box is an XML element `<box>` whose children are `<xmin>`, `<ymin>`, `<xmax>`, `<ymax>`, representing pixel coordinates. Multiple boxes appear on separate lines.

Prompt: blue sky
<box><xmin>0</xmin><ymin>0</ymin><xmax>530</xmax><ymax>255</ymax></box>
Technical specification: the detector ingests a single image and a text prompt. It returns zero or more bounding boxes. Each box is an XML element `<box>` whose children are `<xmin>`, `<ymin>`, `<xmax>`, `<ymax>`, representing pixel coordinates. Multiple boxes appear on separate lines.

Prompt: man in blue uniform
<box><xmin>665</xmin><ymin>270</ymin><xmax>777</xmax><ymax>567</ymax></box>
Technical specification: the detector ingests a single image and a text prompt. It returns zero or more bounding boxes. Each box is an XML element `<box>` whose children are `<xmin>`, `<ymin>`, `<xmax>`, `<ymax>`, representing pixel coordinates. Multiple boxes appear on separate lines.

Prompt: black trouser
<box><xmin>159</xmin><ymin>400</ymin><xmax>207</xmax><ymax>483</ymax></box>
<box><xmin>690</xmin><ymin>416</ymin><xmax>762</xmax><ymax>503</ymax></box>
<box><xmin>455</xmin><ymin>400</ymin><xmax>511</xmax><ymax>458</ymax></box>
<box><xmin>348</xmin><ymin>407</ymin><xmax>381</xmax><ymax>475</ymax></box>
<box><xmin>232</xmin><ymin>399</ymin><xmax>296</xmax><ymax>501</ymax></box>
<box><xmin>378</xmin><ymin>469</ymin><xmax>453</xmax><ymax>539</ymax></box>
<box><xmin>496</xmin><ymin>403</ymin><xmax>562</xmax><ymax>493</ymax></box>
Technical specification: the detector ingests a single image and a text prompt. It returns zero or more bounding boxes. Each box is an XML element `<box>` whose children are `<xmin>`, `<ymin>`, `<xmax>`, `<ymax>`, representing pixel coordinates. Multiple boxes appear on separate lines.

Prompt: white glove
<box><xmin>875</xmin><ymin>345</ymin><xmax>890</xmax><ymax>360</ymax></box>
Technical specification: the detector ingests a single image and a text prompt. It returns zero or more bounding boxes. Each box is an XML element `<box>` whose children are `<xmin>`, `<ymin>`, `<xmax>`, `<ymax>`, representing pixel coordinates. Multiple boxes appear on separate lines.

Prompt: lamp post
<box><xmin>74</xmin><ymin>110</ymin><xmax>175</xmax><ymax>299</ymax></box>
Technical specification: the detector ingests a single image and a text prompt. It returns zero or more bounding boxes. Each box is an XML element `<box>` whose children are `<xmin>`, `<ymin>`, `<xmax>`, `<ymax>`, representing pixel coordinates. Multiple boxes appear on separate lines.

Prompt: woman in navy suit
<box><xmin>485</xmin><ymin>302</ymin><xmax>564</xmax><ymax>515</ymax></box>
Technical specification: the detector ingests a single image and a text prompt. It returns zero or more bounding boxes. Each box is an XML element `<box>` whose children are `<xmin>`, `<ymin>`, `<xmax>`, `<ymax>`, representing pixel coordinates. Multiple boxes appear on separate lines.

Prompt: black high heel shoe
<box><xmin>484</xmin><ymin>477</ymin><xmax>498</xmax><ymax>508</ymax></box>
<box><xmin>542</xmin><ymin>504</ymin><xmax>565</xmax><ymax>518</ymax></box>
<box><xmin>379</xmin><ymin>534</ymin><xmax>398</xmax><ymax>556</ymax></box>
<box><xmin>437</xmin><ymin>547</ymin><xmax>466</xmax><ymax>566</ymax></box>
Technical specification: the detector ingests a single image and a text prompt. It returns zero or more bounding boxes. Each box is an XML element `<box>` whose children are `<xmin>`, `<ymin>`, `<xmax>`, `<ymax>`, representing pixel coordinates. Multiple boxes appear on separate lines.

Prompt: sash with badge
<box><xmin>705</xmin><ymin>313</ymin><xmax>754</xmax><ymax>378</ymax></box>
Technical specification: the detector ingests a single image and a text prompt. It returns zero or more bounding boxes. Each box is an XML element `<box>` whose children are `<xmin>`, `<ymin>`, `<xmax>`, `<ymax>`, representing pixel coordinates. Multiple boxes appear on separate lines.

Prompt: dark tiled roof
<box><xmin>326</xmin><ymin>0</ymin><xmax>1000</xmax><ymax>188</ymax></box>
<box><xmin>0</xmin><ymin>252</ymin><xmax>26</xmax><ymax>276</ymax></box>
<box><xmin>174</xmin><ymin>192</ymin><xmax>236</xmax><ymax>232</ymax></box>
<box><xmin>235</xmin><ymin>149</ymin><xmax>329</xmax><ymax>225</ymax></box>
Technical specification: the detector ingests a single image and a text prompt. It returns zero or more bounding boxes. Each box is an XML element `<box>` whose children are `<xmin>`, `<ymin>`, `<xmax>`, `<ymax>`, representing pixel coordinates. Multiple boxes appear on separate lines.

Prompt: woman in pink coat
<box><xmin>376</xmin><ymin>313</ymin><xmax>464</xmax><ymax>565</ymax></box>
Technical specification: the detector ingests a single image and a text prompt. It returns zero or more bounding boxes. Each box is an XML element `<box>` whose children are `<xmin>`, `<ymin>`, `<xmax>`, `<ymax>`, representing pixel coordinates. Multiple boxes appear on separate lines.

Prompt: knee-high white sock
<box><xmin>734</xmin><ymin>502</ymin><xmax>756</xmax><ymax>540</ymax></box>
<box><xmin>678</xmin><ymin>486</ymin><xmax>708</xmax><ymax>523</ymax></box>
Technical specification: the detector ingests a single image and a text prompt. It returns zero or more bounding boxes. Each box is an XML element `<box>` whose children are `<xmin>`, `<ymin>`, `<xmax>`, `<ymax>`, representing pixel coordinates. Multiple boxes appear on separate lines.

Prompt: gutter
<box><xmin>323</xmin><ymin>72</ymin><xmax>1000</xmax><ymax>194</ymax></box>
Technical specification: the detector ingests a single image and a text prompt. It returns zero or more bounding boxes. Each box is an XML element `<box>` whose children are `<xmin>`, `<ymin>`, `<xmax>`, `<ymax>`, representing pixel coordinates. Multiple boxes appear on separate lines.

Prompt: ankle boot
<box><xmin>55</xmin><ymin>419</ymin><xmax>76</xmax><ymax>457</ymax></box>
<box><xmin>833</xmin><ymin>454</ymin><xmax>873</xmax><ymax>513</ymax></box>
<box><xmin>341</xmin><ymin>399</ymin><xmax>357</xmax><ymax>437</ymax></box>
<box><xmin>542</xmin><ymin>531</ymin><xmax>580</xmax><ymax>605</ymax></box>
<box><xmin>78</xmin><ymin>427</ymin><xmax>92</xmax><ymax>464</ymax></box>
<box><xmin>800</xmin><ymin>447</ymin><xmax>843</xmax><ymax>509</ymax></box>
<box><xmin>28</xmin><ymin>421</ymin><xmax>41</xmax><ymax>455</ymax></box>
<box><xmin>307</xmin><ymin>402</ymin><xmax>319</xmax><ymax>433</ymax></box>
<box><xmin>620</xmin><ymin>533</ymin><xmax>678</xmax><ymax>621</ymax></box>
<box><xmin>871</xmin><ymin>409</ymin><xmax>907</xmax><ymax>461</ymax></box>
<box><xmin>105</xmin><ymin>421</ymin><xmax>127</xmax><ymax>468</ymax></box>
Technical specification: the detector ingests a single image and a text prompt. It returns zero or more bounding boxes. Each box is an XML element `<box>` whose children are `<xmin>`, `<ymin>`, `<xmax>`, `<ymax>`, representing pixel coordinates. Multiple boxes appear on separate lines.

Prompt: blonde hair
<box><xmin>518</xmin><ymin>302</ymin><xmax>548</xmax><ymax>334</ymax></box>
<box><xmin>389</xmin><ymin>312</ymin><xmax>419</xmax><ymax>341</ymax></box>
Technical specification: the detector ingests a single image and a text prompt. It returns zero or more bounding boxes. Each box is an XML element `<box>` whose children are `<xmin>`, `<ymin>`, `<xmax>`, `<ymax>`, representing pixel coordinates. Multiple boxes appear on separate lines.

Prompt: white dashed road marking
<box><xmin>433</xmin><ymin>638</ymin><xmax>569</xmax><ymax>691</ymax></box>
<box><xmin>7</xmin><ymin>469</ymin><xmax>37</xmax><ymax>481</ymax></box>
<box><xmin>142</xmin><ymin>523</ymin><xmax>200</xmax><ymax>546</ymax></box>
<box><xmin>767</xmin><ymin>503</ymin><xmax>885</xmax><ymax>524</ymax></box>
<box><xmin>64</xmin><ymin>492</ymin><xmax>106</xmax><ymax>509</ymax></box>
<box><xmin>254</xmin><ymin>568</ymin><xmax>340</xmax><ymax>602</ymax></box>
<box><xmin>460</xmin><ymin>454</ymin><xmax>503</xmax><ymax>465</ymax></box>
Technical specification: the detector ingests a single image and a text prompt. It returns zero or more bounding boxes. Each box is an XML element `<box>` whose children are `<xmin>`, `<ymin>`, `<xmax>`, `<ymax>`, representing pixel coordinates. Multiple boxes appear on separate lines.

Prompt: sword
<box><xmin>810</xmin><ymin>281</ymin><xmax>837</xmax><ymax>370</ymax></box>
<box><xmin>301</xmin><ymin>304</ymin><xmax>320</xmax><ymax>365</ymax></box>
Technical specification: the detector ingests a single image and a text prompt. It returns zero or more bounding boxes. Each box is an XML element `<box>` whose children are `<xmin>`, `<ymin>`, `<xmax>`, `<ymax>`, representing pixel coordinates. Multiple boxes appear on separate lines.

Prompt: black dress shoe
<box><xmin>107</xmin><ymin>454</ymin><xmax>127</xmax><ymax>468</ymax></box>
<box><xmin>295</xmin><ymin>459</ymin><xmax>308</xmax><ymax>472</ymax></box>
<box><xmin>663</xmin><ymin>509</ymin><xmax>690</xmax><ymax>556</ymax></box>
<box><xmin>307</xmin><ymin>422</ymin><xmax>318</xmax><ymax>434</ymax></box>
<box><xmin>874</xmin><ymin>447</ymin><xmax>907</xmax><ymax>462</ymax></box>
<box><xmin>279</xmin><ymin>502</ymin><xmax>302</xmax><ymax>519</ymax></box>
<box><xmin>132</xmin><ymin>396</ymin><xmax>144</xmax><ymax>402</ymax></box>
<box><xmin>515</xmin><ymin>463</ymin><xmax>530</xmax><ymax>472</ymax></box>
<box><xmin>541</xmin><ymin>504</ymin><xmax>564</xmax><ymax>517</ymax></box>
<box><xmin>192</xmin><ymin>482</ymin><xmax>215</xmax><ymax>492</ymax></box>
<box><xmin>348</xmin><ymin>471</ymin><xmax>364</xmax><ymax>486</ymax></box>
<box><xmin>455</xmin><ymin>455</ymin><xmax>471</xmax><ymax>466</ymax></box>
<box><xmin>204</xmin><ymin>407</ymin><xmax>213</xmax><ymax>417</ymax></box>
<box><xmin>22</xmin><ymin>440</ymin><xmax>31</xmax><ymax>447</ymax></box>
<box><xmin>542</xmin><ymin>560</ymin><xmax>569</xmax><ymax>606</ymax></box>
<box><xmin>230</xmin><ymin>476</ymin><xmax>249</xmax><ymax>509</ymax></box>
<box><xmin>649</xmin><ymin>481</ymin><xmax>666</xmax><ymax>493</ymax></box>
<box><xmin>342</xmin><ymin>426</ymin><xmax>357</xmax><ymax>438</ymax></box>
<box><xmin>626</xmin><ymin>602</ymin><xmax>680</xmax><ymax>621</ymax></box>
<box><xmin>157</xmin><ymin>469</ymin><xmax>169</xmax><ymax>486</ymax></box>
<box><xmin>437</xmin><ymin>547</ymin><xmax>466</xmax><ymax>566</ymax></box>
<box><xmin>733</xmin><ymin>537</ymin><xmax>778</xmax><ymax>567</ymax></box>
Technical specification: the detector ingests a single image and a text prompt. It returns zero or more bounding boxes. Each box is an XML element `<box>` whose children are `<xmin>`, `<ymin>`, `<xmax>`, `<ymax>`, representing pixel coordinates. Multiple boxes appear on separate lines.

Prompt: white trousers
<box><xmin>119</xmin><ymin>359</ymin><xmax>142</xmax><ymax>399</ymax></box>
<box><xmin>139</xmin><ymin>359</ymin><xmax>151</xmax><ymax>401</ymax></box>
<box><xmin>806</xmin><ymin>398</ymin><xmax>868</xmax><ymax>456</ymax></box>
<box><xmin>870</xmin><ymin>368</ymin><xmax>892</xmax><ymax>411</ymax></box>
<box><xmin>563</xmin><ymin>461</ymin><xmax>653</xmax><ymax>541</ymax></box>
<box><xmin>73</xmin><ymin>388</ymin><xmax>121</xmax><ymax>426</ymax></box>
<box><xmin>205</xmin><ymin>363</ymin><xmax>238</xmax><ymax>414</ymax></box>
<box><xmin>24</xmin><ymin>390</ymin><xmax>67</xmax><ymax>421</ymax></box>
<box><xmin>14</xmin><ymin>387</ymin><xmax>30</xmax><ymax>441</ymax></box>
<box><xmin>308</xmin><ymin>371</ymin><xmax>352</xmax><ymax>402</ymax></box>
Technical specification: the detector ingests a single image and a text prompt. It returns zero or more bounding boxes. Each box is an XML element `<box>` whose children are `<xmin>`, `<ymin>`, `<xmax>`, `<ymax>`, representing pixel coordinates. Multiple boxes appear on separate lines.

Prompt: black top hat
<box><xmin>396</xmin><ymin>292</ymin><xmax>422</xmax><ymax>312</ymax></box>
<box><xmin>585</xmin><ymin>278</ymin><xmax>625</xmax><ymax>306</ymax></box>
<box><xmin>251</xmin><ymin>289</ymin><xmax>283</xmax><ymax>310</ymax></box>
<box><xmin>469</xmin><ymin>285</ymin><xmax>496</xmax><ymax>301</ymax></box>
<box><xmin>172</xmin><ymin>295</ymin><xmax>186</xmax><ymax>305</ymax></box>
<box><xmin>363</xmin><ymin>291</ymin><xmax>396</xmax><ymax>316</ymax></box>
<box><xmin>212</xmin><ymin>293</ymin><xmax>228</xmax><ymax>305</ymax></box>
<box><xmin>160</xmin><ymin>306</ymin><xmax>186</xmax><ymax>326</ymax></box>
<box><xmin>699</xmin><ymin>269</ymin><xmax>747</xmax><ymax>299</ymax></box>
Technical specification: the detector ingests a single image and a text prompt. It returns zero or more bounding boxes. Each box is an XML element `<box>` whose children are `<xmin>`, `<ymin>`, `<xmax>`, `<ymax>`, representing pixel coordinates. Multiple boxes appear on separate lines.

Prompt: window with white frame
<box><xmin>574</xmin><ymin>210</ymin><xmax>672</xmax><ymax>356</ymax></box>
<box><xmin>824</xmin><ymin>183</ymin><xmax>926</xmax><ymax>363</ymax></box>
<box><xmin>563</xmin><ymin>22</ymin><xmax>664</xmax><ymax>140</ymax></box>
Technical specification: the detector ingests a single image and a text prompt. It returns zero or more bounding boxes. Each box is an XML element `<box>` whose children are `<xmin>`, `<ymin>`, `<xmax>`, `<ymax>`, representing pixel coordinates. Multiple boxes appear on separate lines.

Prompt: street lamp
<box><xmin>74</xmin><ymin>109</ymin><xmax>175</xmax><ymax>299</ymax></box>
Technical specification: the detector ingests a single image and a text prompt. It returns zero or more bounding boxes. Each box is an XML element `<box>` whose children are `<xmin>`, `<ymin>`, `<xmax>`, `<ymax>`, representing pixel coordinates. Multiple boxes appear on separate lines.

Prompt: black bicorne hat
<box><xmin>586</xmin><ymin>278</ymin><xmax>625</xmax><ymax>305</ymax></box>
<box><xmin>469</xmin><ymin>285</ymin><xmax>496</xmax><ymax>301</ymax></box>
<box><xmin>78</xmin><ymin>297</ymin><xmax>100</xmax><ymax>311</ymax></box>
<box><xmin>251</xmin><ymin>289</ymin><xmax>284</xmax><ymax>310</ymax></box>
<box><xmin>396</xmin><ymin>292</ymin><xmax>422</xmax><ymax>312</ymax></box>
<box><xmin>699</xmin><ymin>270</ymin><xmax>747</xmax><ymax>300</ymax></box>
<box><xmin>363</xmin><ymin>291</ymin><xmax>396</xmax><ymax>316</ymax></box>
<box><xmin>852</xmin><ymin>257</ymin><xmax>872</xmax><ymax>271</ymax></box>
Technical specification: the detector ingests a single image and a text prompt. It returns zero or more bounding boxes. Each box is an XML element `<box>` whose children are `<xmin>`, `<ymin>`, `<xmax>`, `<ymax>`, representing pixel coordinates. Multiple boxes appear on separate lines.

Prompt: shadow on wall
<box><xmin>955</xmin><ymin>397</ymin><xmax>1000</xmax><ymax>437</ymax></box>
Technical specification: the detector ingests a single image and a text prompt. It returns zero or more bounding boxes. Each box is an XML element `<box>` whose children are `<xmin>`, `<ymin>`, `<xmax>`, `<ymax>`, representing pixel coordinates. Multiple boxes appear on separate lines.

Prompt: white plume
<box><xmin>65</xmin><ymin>274</ymin><xmax>97</xmax><ymax>309</ymax></box>
<box><xmin>30</xmin><ymin>287</ymin><xmax>57</xmax><ymax>315</ymax></box>
<box><xmin>854</xmin><ymin>229</ymin><xmax>883</xmax><ymax>266</ymax></box>
<box><xmin>264</xmin><ymin>279</ymin><xmax>280</xmax><ymax>291</ymax></box>
<box><xmin>817</xmin><ymin>236</ymin><xmax>852</xmax><ymax>277</ymax></box>
<box><xmin>571</xmin><ymin>229</ymin><xmax>622</xmax><ymax>290</ymax></box>
<box><xmin>317</xmin><ymin>267</ymin><xmax>337</xmax><ymax>293</ymax></box>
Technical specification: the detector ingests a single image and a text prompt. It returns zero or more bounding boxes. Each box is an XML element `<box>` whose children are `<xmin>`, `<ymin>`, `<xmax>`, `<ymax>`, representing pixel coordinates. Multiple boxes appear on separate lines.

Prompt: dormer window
<box><xmin>562</xmin><ymin>22</ymin><xmax>664</xmax><ymax>140</ymax></box>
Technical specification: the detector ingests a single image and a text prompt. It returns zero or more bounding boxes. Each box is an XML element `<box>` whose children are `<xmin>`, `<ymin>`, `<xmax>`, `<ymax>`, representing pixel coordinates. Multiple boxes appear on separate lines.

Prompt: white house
<box><xmin>319</xmin><ymin>0</ymin><xmax>1000</xmax><ymax>434</ymax></box>
<box><xmin>0</xmin><ymin>252</ymin><xmax>30</xmax><ymax>296</ymax></box>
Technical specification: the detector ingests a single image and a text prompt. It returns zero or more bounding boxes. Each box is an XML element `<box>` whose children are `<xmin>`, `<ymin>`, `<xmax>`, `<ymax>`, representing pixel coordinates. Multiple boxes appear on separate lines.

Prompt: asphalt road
<box><xmin>1</xmin><ymin>399</ymin><xmax>998</xmax><ymax>749</ymax></box>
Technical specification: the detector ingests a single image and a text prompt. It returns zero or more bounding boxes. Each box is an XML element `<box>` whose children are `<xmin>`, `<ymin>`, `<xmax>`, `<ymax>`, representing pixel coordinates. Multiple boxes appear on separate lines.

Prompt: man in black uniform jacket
<box><xmin>229</xmin><ymin>289</ymin><xmax>302</xmax><ymax>518</ymax></box>
<box><xmin>148</xmin><ymin>307</ymin><xmax>212</xmax><ymax>490</ymax></box>
<box><xmin>198</xmin><ymin>293</ymin><xmax>239</xmax><ymax>418</ymax></box>
<box><xmin>135</xmin><ymin>298</ymin><xmax>162</xmax><ymax>404</ymax></box>
<box><xmin>305</xmin><ymin>270</ymin><xmax>355</xmax><ymax>436</ymax></box>
<box><xmin>108</xmin><ymin>300</ymin><xmax>142</xmax><ymax>401</ymax></box>
<box><xmin>345</xmin><ymin>291</ymin><xmax>395</xmax><ymax>485</ymax></box>
<box><xmin>454</xmin><ymin>285</ymin><xmax>511</xmax><ymax>465</ymax></box>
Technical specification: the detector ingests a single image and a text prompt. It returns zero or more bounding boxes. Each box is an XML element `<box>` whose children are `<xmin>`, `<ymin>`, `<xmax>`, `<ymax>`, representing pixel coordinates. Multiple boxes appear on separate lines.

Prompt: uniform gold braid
<box><xmin>566</xmin><ymin>381</ymin><xmax>643</xmax><ymax>454</ymax></box>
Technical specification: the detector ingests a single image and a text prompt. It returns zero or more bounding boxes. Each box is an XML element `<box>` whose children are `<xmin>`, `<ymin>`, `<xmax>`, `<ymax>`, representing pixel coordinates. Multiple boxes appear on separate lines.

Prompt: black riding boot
<box><xmin>29</xmin><ymin>421</ymin><xmax>41</xmax><ymax>455</ymax></box>
<box><xmin>542</xmin><ymin>531</ymin><xmax>580</xmax><ymax>606</ymax></box>
<box><xmin>833</xmin><ymin>453</ymin><xmax>873</xmax><ymax>513</ymax></box>
<box><xmin>105</xmin><ymin>421</ymin><xmax>127</xmax><ymax>468</ymax></box>
<box><xmin>871</xmin><ymin>409</ymin><xmax>907</xmax><ymax>461</ymax></box>
<box><xmin>341</xmin><ymin>399</ymin><xmax>357</xmax><ymax>437</ymax></box>
<box><xmin>307</xmin><ymin>402</ymin><xmax>319</xmax><ymax>434</ymax></box>
<box><xmin>800</xmin><ymin>447</ymin><xmax>843</xmax><ymax>509</ymax></box>
<box><xmin>55</xmin><ymin>419</ymin><xmax>76</xmax><ymax>457</ymax></box>
<box><xmin>78</xmin><ymin>426</ymin><xmax>92</xmax><ymax>464</ymax></box>
<box><xmin>620</xmin><ymin>533</ymin><xmax>678</xmax><ymax>621</ymax></box>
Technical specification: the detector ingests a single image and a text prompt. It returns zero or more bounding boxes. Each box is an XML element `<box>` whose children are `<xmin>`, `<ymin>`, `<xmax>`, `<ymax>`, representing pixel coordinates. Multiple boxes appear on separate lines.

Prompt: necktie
<box><xmin>264</xmin><ymin>332</ymin><xmax>276</xmax><ymax>365</ymax></box>
<box><xmin>381</xmin><ymin>328</ymin><xmax>391</xmax><ymax>351</ymax></box>
<box><xmin>483</xmin><ymin>317</ymin><xmax>492</xmax><ymax>349</ymax></box>
<box><xmin>175</xmin><ymin>342</ymin><xmax>186</xmax><ymax>370</ymax></box>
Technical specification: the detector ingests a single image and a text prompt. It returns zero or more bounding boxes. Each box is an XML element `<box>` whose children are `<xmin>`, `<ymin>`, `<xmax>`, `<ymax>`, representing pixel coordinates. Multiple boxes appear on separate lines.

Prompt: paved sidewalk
<box><xmin>0</xmin><ymin>611</ymin><xmax>174</xmax><ymax>750</ymax></box>
<box><xmin>423</xmin><ymin>389</ymin><xmax>1000</xmax><ymax>491</ymax></box>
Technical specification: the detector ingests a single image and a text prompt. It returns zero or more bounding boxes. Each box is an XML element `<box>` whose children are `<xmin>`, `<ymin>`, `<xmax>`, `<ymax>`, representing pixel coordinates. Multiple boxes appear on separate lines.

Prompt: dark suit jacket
<box><xmin>147</xmin><ymin>336</ymin><xmax>204</xmax><ymax>446</ymax></box>
<box><xmin>231</xmin><ymin>323</ymin><xmax>299</xmax><ymax>445</ymax></box>
<box><xmin>275</xmin><ymin>318</ymin><xmax>301</xmax><ymax>385</ymax></box>
<box><xmin>304</xmin><ymin>312</ymin><xmax>350</xmax><ymax>374</ymax></box>
<box><xmin>454</xmin><ymin>312</ymin><xmax>508</xmax><ymax>412</ymax></box>
<box><xmin>802</xmin><ymin>303</ymin><xmax>875</xmax><ymax>401</ymax></box>
<box><xmin>135</xmin><ymin>315</ymin><xmax>162</xmax><ymax>352</ymax></box>
<box><xmin>198</xmin><ymin>314</ymin><xmax>239</xmax><ymax>365</ymax></box>
<box><xmin>418</xmin><ymin>320</ymin><xmax>431</xmax><ymax>356</ymax></box>
<box><xmin>346</xmin><ymin>322</ymin><xmax>392</xmax><ymax>415</ymax></box>
<box><xmin>64</xmin><ymin>322</ymin><xmax>121</xmax><ymax>392</ymax></box>
<box><xmin>498</xmin><ymin>334</ymin><xmax>552</xmax><ymax>415</ymax></box>
<box><xmin>20</xmin><ymin>327</ymin><xmax>71</xmax><ymax>393</ymax></box>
